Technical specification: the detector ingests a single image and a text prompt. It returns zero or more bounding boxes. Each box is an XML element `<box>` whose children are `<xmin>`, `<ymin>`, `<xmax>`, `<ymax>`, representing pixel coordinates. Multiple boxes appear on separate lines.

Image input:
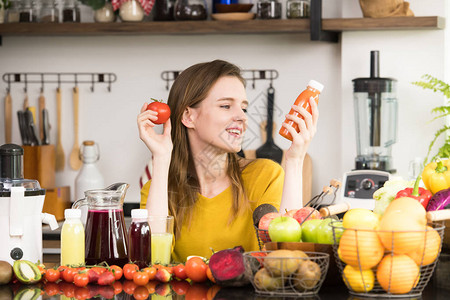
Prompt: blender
<box><xmin>341</xmin><ymin>51</ymin><xmax>397</xmax><ymax>209</ymax></box>
<box><xmin>0</xmin><ymin>144</ymin><xmax>58</xmax><ymax>265</ymax></box>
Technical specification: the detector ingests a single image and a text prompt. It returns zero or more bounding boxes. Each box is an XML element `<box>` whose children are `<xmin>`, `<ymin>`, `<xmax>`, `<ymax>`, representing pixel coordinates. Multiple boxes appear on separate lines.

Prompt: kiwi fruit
<box><xmin>0</xmin><ymin>261</ymin><xmax>12</xmax><ymax>285</ymax></box>
<box><xmin>12</xmin><ymin>261</ymin><xmax>41</xmax><ymax>284</ymax></box>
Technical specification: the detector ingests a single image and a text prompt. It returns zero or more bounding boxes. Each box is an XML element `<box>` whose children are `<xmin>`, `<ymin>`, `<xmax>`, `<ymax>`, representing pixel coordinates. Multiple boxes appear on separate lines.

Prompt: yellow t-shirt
<box><xmin>140</xmin><ymin>158</ymin><xmax>284</xmax><ymax>263</ymax></box>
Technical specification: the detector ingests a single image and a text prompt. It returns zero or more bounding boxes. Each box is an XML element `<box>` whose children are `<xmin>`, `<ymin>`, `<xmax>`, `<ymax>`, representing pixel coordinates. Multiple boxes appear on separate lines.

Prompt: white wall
<box><xmin>0</xmin><ymin>0</ymin><xmax>447</xmax><ymax>205</ymax></box>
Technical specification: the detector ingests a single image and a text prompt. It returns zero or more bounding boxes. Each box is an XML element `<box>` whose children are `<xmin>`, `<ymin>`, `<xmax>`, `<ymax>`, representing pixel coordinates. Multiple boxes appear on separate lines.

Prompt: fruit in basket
<box><xmin>301</xmin><ymin>219</ymin><xmax>323</xmax><ymax>243</ymax></box>
<box><xmin>342</xmin><ymin>265</ymin><xmax>374</xmax><ymax>293</ymax></box>
<box><xmin>293</xmin><ymin>260</ymin><xmax>321</xmax><ymax>291</ymax></box>
<box><xmin>264</xmin><ymin>250</ymin><xmax>302</xmax><ymax>276</ymax></box>
<box><xmin>293</xmin><ymin>207</ymin><xmax>322</xmax><ymax>225</ymax></box>
<box><xmin>208</xmin><ymin>246</ymin><xmax>250</xmax><ymax>287</ymax></box>
<box><xmin>377</xmin><ymin>197</ymin><xmax>427</xmax><ymax>253</ymax></box>
<box><xmin>258</xmin><ymin>212</ymin><xmax>282</xmax><ymax>231</ymax></box>
<box><xmin>408</xmin><ymin>226</ymin><xmax>441</xmax><ymax>265</ymax></box>
<box><xmin>342</xmin><ymin>208</ymin><xmax>379</xmax><ymax>230</ymax></box>
<box><xmin>316</xmin><ymin>219</ymin><xmax>344</xmax><ymax>244</ymax></box>
<box><xmin>338</xmin><ymin>229</ymin><xmax>384</xmax><ymax>269</ymax></box>
<box><xmin>376</xmin><ymin>254</ymin><xmax>420</xmax><ymax>294</ymax></box>
<box><xmin>253</xmin><ymin>204</ymin><xmax>279</xmax><ymax>227</ymax></box>
<box><xmin>268</xmin><ymin>216</ymin><xmax>302</xmax><ymax>242</ymax></box>
<box><xmin>254</xmin><ymin>268</ymin><xmax>284</xmax><ymax>291</ymax></box>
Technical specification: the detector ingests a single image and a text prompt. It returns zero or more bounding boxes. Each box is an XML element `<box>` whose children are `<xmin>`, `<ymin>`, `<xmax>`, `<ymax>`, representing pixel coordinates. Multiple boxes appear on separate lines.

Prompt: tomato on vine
<box><xmin>185</xmin><ymin>257</ymin><xmax>207</xmax><ymax>282</ymax></box>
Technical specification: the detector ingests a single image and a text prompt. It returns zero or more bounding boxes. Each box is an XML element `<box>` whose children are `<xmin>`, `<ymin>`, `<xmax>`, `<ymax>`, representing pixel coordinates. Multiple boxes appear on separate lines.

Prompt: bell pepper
<box><xmin>422</xmin><ymin>159</ymin><xmax>450</xmax><ymax>194</ymax></box>
<box><xmin>395</xmin><ymin>175</ymin><xmax>432</xmax><ymax>209</ymax></box>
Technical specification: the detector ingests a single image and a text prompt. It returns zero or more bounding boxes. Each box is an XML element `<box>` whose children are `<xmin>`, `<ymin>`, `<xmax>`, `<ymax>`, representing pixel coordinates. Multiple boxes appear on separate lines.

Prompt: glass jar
<box><xmin>174</xmin><ymin>0</ymin><xmax>207</xmax><ymax>21</ymax></box>
<box><xmin>257</xmin><ymin>0</ymin><xmax>281</xmax><ymax>19</ymax></box>
<box><xmin>94</xmin><ymin>2</ymin><xmax>115</xmax><ymax>22</ymax></box>
<box><xmin>153</xmin><ymin>0</ymin><xmax>175</xmax><ymax>21</ymax></box>
<box><xmin>39</xmin><ymin>0</ymin><xmax>59</xmax><ymax>23</ymax></box>
<box><xmin>7</xmin><ymin>0</ymin><xmax>21</xmax><ymax>22</ymax></box>
<box><xmin>19</xmin><ymin>0</ymin><xmax>38</xmax><ymax>22</ymax></box>
<box><xmin>62</xmin><ymin>0</ymin><xmax>80</xmax><ymax>22</ymax></box>
<box><xmin>286</xmin><ymin>0</ymin><xmax>309</xmax><ymax>19</ymax></box>
<box><xmin>119</xmin><ymin>0</ymin><xmax>144</xmax><ymax>22</ymax></box>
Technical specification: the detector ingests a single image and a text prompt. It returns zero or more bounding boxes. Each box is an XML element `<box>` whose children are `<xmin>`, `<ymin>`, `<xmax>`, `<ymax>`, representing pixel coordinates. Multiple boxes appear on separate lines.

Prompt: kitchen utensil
<box><xmin>25</xmin><ymin>109</ymin><xmax>40</xmax><ymax>146</ymax></box>
<box><xmin>23</xmin><ymin>92</ymin><xmax>29</xmax><ymax>110</ymax></box>
<box><xmin>55</xmin><ymin>88</ymin><xmax>65</xmax><ymax>171</ymax></box>
<box><xmin>4</xmin><ymin>91</ymin><xmax>12</xmax><ymax>143</ymax></box>
<box><xmin>69</xmin><ymin>86</ymin><xmax>82</xmax><ymax>170</ymax></box>
<box><xmin>72</xmin><ymin>184</ymin><xmax>130</xmax><ymax>266</ymax></box>
<box><xmin>17</xmin><ymin>111</ymin><xmax>29</xmax><ymax>145</ymax></box>
<box><xmin>38</xmin><ymin>91</ymin><xmax>45</xmax><ymax>141</ymax></box>
<box><xmin>0</xmin><ymin>143</ymin><xmax>58</xmax><ymax>265</ymax></box>
<box><xmin>42</xmin><ymin>109</ymin><xmax>50</xmax><ymax>145</ymax></box>
<box><xmin>256</xmin><ymin>86</ymin><xmax>283</xmax><ymax>164</ymax></box>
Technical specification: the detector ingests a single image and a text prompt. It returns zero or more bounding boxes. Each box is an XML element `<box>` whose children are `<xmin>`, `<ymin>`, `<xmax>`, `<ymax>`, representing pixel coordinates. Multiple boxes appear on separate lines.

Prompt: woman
<box><xmin>138</xmin><ymin>60</ymin><xmax>318</xmax><ymax>262</ymax></box>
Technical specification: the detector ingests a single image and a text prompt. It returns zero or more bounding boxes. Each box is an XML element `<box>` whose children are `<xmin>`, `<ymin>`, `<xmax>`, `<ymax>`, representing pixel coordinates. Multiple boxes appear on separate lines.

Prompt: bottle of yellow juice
<box><xmin>61</xmin><ymin>209</ymin><xmax>85</xmax><ymax>266</ymax></box>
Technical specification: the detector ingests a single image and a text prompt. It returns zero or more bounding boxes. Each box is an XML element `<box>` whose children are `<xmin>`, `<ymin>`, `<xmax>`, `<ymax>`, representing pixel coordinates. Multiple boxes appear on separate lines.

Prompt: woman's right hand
<box><xmin>137</xmin><ymin>103</ymin><xmax>173</xmax><ymax>159</ymax></box>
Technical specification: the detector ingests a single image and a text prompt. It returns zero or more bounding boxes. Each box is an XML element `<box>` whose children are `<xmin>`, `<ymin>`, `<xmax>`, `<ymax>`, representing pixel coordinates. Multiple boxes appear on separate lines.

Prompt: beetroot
<box><xmin>209</xmin><ymin>246</ymin><xmax>250</xmax><ymax>287</ymax></box>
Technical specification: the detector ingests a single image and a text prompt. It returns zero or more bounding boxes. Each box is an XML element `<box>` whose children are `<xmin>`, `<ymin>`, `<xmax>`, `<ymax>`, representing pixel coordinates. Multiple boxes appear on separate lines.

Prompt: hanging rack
<box><xmin>2</xmin><ymin>72</ymin><xmax>117</xmax><ymax>92</ymax></box>
<box><xmin>161</xmin><ymin>69</ymin><xmax>279</xmax><ymax>90</ymax></box>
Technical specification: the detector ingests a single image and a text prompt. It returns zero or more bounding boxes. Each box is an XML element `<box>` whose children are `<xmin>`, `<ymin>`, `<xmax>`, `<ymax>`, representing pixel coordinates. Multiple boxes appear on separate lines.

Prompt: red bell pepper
<box><xmin>395</xmin><ymin>176</ymin><xmax>432</xmax><ymax>209</ymax></box>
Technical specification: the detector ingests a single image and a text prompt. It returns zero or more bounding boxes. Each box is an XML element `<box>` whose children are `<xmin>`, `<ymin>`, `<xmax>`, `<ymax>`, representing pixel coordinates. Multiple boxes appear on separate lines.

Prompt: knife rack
<box><xmin>23</xmin><ymin>145</ymin><xmax>55</xmax><ymax>189</ymax></box>
<box><xmin>2</xmin><ymin>72</ymin><xmax>117</xmax><ymax>92</ymax></box>
<box><xmin>161</xmin><ymin>69</ymin><xmax>279</xmax><ymax>90</ymax></box>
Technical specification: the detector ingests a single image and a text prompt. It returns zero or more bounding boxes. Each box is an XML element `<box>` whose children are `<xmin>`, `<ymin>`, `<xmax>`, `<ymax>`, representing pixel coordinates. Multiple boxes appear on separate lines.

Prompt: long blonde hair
<box><xmin>167</xmin><ymin>60</ymin><xmax>249</xmax><ymax>238</ymax></box>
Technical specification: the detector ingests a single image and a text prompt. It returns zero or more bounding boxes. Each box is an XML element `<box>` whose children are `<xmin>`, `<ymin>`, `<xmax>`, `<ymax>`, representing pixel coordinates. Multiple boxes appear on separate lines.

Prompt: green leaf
<box><xmin>80</xmin><ymin>0</ymin><xmax>106</xmax><ymax>10</ymax></box>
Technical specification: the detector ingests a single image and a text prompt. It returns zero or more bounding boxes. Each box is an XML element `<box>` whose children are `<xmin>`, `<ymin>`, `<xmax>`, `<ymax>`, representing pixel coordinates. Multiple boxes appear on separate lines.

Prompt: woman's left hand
<box><xmin>282</xmin><ymin>97</ymin><xmax>319</xmax><ymax>161</ymax></box>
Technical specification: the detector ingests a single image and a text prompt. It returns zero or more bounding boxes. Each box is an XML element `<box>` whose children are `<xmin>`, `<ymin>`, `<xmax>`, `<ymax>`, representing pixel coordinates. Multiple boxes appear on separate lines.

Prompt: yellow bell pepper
<box><xmin>422</xmin><ymin>159</ymin><xmax>450</xmax><ymax>194</ymax></box>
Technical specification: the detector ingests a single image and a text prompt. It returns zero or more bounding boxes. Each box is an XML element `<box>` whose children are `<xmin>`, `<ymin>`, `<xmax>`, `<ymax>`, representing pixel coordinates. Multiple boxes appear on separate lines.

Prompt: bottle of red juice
<box><xmin>128</xmin><ymin>209</ymin><xmax>151</xmax><ymax>269</ymax></box>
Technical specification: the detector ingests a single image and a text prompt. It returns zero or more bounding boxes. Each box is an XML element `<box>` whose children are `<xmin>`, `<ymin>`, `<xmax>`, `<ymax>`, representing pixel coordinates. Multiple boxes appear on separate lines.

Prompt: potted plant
<box><xmin>412</xmin><ymin>75</ymin><xmax>450</xmax><ymax>165</ymax></box>
<box><xmin>81</xmin><ymin>0</ymin><xmax>116</xmax><ymax>22</ymax></box>
<box><xmin>0</xmin><ymin>0</ymin><xmax>11</xmax><ymax>23</ymax></box>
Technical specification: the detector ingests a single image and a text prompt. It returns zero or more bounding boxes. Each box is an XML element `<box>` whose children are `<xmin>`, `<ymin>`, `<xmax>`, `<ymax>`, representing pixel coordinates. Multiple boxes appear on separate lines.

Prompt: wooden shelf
<box><xmin>0</xmin><ymin>16</ymin><xmax>444</xmax><ymax>37</ymax></box>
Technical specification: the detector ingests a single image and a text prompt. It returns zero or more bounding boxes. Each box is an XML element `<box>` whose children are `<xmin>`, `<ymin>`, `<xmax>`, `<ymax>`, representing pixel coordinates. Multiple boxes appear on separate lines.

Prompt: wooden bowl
<box><xmin>215</xmin><ymin>4</ymin><xmax>254</xmax><ymax>13</ymax></box>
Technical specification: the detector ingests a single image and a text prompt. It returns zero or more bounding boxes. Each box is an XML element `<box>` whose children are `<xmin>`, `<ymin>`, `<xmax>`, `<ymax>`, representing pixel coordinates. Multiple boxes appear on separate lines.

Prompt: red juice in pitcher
<box><xmin>85</xmin><ymin>209</ymin><xmax>129</xmax><ymax>266</ymax></box>
<box><xmin>128</xmin><ymin>209</ymin><xmax>151</xmax><ymax>269</ymax></box>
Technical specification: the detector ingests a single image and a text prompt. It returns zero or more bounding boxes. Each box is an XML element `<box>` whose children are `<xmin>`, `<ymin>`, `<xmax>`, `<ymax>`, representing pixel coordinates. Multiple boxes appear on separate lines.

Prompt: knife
<box><xmin>42</xmin><ymin>109</ymin><xmax>50</xmax><ymax>145</ymax></box>
<box><xmin>25</xmin><ymin>109</ymin><xmax>41</xmax><ymax>146</ymax></box>
<box><xmin>17</xmin><ymin>110</ymin><xmax>29</xmax><ymax>145</ymax></box>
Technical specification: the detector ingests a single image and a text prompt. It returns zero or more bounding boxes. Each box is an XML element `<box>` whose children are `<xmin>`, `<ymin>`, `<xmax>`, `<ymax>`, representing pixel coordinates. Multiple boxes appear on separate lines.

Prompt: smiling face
<box><xmin>183</xmin><ymin>76</ymin><xmax>248</xmax><ymax>154</ymax></box>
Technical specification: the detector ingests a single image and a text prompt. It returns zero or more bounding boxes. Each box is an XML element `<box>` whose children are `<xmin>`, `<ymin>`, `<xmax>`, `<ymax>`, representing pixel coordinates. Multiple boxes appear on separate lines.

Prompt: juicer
<box><xmin>0</xmin><ymin>144</ymin><xmax>58</xmax><ymax>265</ymax></box>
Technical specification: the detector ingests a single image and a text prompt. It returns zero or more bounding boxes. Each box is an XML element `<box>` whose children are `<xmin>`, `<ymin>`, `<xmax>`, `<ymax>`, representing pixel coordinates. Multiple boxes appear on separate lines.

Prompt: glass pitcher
<box><xmin>72</xmin><ymin>184</ymin><xmax>129</xmax><ymax>266</ymax></box>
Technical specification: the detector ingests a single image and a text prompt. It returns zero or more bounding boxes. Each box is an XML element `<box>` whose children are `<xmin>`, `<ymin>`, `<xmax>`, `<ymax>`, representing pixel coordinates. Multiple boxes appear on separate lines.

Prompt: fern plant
<box><xmin>412</xmin><ymin>74</ymin><xmax>450</xmax><ymax>166</ymax></box>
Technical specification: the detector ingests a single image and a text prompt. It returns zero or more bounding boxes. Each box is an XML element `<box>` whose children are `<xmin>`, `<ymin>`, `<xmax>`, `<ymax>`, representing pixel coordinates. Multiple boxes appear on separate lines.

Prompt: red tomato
<box><xmin>173</xmin><ymin>264</ymin><xmax>188</xmax><ymax>280</ymax></box>
<box><xmin>62</xmin><ymin>267</ymin><xmax>77</xmax><ymax>283</ymax></box>
<box><xmin>185</xmin><ymin>257</ymin><xmax>208</xmax><ymax>282</ymax></box>
<box><xmin>133</xmin><ymin>271</ymin><xmax>150</xmax><ymax>286</ymax></box>
<box><xmin>74</xmin><ymin>273</ymin><xmax>89</xmax><ymax>287</ymax></box>
<box><xmin>122</xmin><ymin>280</ymin><xmax>137</xmax><ymax>295</ymax></box>
<box><xmin>112</xmin><ymin>281</ymin><xmax>123</xmax><ymax>295</ymax></box>
<box><xmin>74</xmin><ymin>287</ymin><xmax>90</xmax><ymax>300</ymax></box>
<box><xmin>170</xmin><ymin>279</ymin><xmax>190</xmax><ymax>295</ymax></box>
<box><xmin>37</xmin><ymin>264</ymin><xmax>46</xmax><ymax>276</ymax></box>
<box><xmin>90</xmin><ymin>267</ymin><xmax>107</xmax><ymax>275</ymax></box>
<box><xmin>185</xmin><ymin>283</ymin><xmax>209</xmax><ymax>300</ymax></box>
<box><xmin>123</xmin><ymin>263</ymin><xmax>139</xmax><ymax>280</ymax></box>
<box><xmin>44</xmin><ymin>282</ymin><xmax>60</xmax><ymax>296</ymax></box>
<box><xmin>146</xmin><ymin>100</ymin><xmax>171</xmax><ymax>124</ymax></box>
<box><xmin>61</xmin><ymin>281</ymin><xmax>76</xmax><ymax>297</ymax></box>
<box><xmin>206</xmin><ymin>266</ymin><xmax>216</xmax><ymax>283</ymax></box>
<box><xmin>142</xmin><ymin>267</ymin><xmax>156</xmax><ymax>281</ymax></box>
<box><xmin>133</xmin><ymin>286</ymin><xmax>150</xmax><ymax>300</ymax></box>
<box><xmin>44</xmin><ymin>269</ymin><xmax>60</xmax><ymax>282</ymax></box>
<box><xmin>109</xmin><ymin>265</ymin><xmax>123</xmax><ymax>281</ymax></box>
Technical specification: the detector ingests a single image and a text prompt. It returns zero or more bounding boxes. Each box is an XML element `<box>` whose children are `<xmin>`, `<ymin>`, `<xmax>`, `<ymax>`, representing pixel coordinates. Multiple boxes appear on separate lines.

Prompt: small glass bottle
<box><xmin>286</xmin><ymin>0</ymin><xmax>309</xmax><ymax>19</ymax></box>
<box><xmin>62</xmin><ymin>0</ymin><xmax>80</xmax><ymax>22</ymax></box>
<box><xmin>61</xmin><ymin>209</ymin><xmax>85</xmax><ymax>266</ymax></box>
<box><xmin>94</xmin><ymin>2</ymin><xmax>115</xmax><ymax>23</ymax></box>
<box><xmin>257</xmin><ymin>0</ymin><xmax>281</xmax><ymax>19</ymax></box>
<box><xmin>174</xmin><ymin>0</ymin><xmax>207</xmax><ymax>21</ymax></box>
<box><xmin>128</xmin><ymin>209</ymin><xmax>151</xmax><ymax>269</ymax></box>
<box><xmin>19</xmin><ymin>0</ymin><xmax>38</xmax><ymax>22</ymax></box>
<box><xmin>7</xmin><ymin>0</ymin><xmax>21</xmax><ymax>22</ymax></box>
<box><xmin>119</xmin><ymin>0</ymin><xmax>145</xmax><ymax>22</ymax></box>
<box><xmin>39</xmin><ymin>0</ymin><xmax>59</xmax><ymax>23</ymax></box>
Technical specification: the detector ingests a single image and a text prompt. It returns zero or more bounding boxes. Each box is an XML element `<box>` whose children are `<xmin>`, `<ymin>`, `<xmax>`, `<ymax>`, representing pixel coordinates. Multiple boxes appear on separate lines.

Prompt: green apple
<box><xmin>301</xmin><ymin>219</ymin><xmax>323</xmax><ymax>243</ymax></box>
<box><xmin>268</xmin><ymin>216</ymin><xmax>302</xmax><ymax>242</ymax></box>
<box><xmin>316</xmin><ymin>219</ymin><xmax>344</xmax><ymax>244</ymax></box>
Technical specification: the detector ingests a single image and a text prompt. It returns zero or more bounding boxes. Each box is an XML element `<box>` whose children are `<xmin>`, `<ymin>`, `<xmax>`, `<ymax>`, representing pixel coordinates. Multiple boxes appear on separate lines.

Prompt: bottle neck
<box><xmin>307</xmin><ymin>86</ymin><xmax>321</xmax><ymax>95</ymax></box>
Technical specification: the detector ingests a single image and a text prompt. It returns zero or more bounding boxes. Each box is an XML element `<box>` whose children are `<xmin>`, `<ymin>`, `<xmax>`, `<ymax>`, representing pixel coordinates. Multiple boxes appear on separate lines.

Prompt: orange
<box><xmin>338</xmin><ymin>229</ymin><xmax>384</xmax><ymax>269</ymax></box>
<box><xmin>376</xmin><ymin>254</ymin><xmax>420</xmax><ymax>294</ymax></box>
<box><xmin>408</xmin><ymin>226</ymin><xmax>441</xmax><ymax>266</ymax></box>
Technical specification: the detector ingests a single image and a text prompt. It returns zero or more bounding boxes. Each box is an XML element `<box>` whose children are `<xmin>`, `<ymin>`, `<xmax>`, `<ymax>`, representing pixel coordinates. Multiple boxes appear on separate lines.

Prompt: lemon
<box><xmin>343</xmin><ymin>265</ymin><xmax>374</xmax><ymax>293</ymax></box>
<box><xmin>343</xmin><ymin>208</ymin><xmax>379</xmax><ymax>230</ymax></box>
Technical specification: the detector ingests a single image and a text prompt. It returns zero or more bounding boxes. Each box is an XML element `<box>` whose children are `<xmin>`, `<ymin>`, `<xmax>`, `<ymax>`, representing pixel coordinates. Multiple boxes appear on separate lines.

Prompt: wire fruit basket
<box><xmin>330</xmin><ymin>220</ymin><xmax>446</xmax><ymax>298</ymax></box>
<box><xmin>243</xmin><ymin>250</ymin><xmax>330</xmax><ymax>297</ymax></box>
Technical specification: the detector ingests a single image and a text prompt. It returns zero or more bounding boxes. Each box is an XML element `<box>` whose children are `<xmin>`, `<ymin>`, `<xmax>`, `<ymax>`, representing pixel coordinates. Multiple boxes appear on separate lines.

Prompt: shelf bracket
<box><xmin>310</xmin><ymin>0</ymin><xmax>339</xmax><ymax>43</ymax></box>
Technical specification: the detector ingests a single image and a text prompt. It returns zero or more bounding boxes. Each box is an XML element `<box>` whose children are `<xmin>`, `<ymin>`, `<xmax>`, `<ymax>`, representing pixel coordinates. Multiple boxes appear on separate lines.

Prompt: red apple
<box><xmin>293</xmin><ymin>207</ymin><xmax>322</xmax><ymax>225</ymax></box>
<box><xmin>283</xmin><ymin>209</ymin><xmax>299</xmax><ymax>218</ymax></box>
<box><xmin>258</xmin><ymin>212</ymin><xmax>282</xmax><ymax>230</ymax></box>
<box><xmin>268</xmin><ymin>216</ymin><xmax>302</xmax><ymax>242</ymax></box>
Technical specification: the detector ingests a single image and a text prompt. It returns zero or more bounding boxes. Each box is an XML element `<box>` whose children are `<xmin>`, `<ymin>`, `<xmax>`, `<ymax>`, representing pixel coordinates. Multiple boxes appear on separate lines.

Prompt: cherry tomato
<box><xmin>109</xmin><ymin>265</ymin><xmax>123</xmax><ymax>281</ymax></box>
<box><xmin>112</xmin><ymin>281</ymin><xmax>123</xmax><ymax>295</ymax></box>
<box><xmin>61</xmin><ymin>281</ymin><xmax>76</xmax><ymax>297</ymax></box>
<box><xmin>173</xmin><ymin>264</ymin><xmax>188</xmax><ymax>280</ymax></box>
<box><xmin>37</xmin><ymin>264</ymin><xmax>46</xmax><ymax>276</ymax></box>
<box><xmin>57</xmin><ymin>266</ymin><xmax>67</xmax><ymax>278</ymax></box>
<box><xmin>145</xmin><ymin>280</ymin><xmax>158</xmax><ymax>294</ymax></box>
<box><xmin>142</xmin><ymin>267</ymin><xmax>157</xmax><ymax>281</ymax></box>
<box><xmin>206</xmin><ymin>266</ymin><xmax>216</xmax><ymax>283</ymax></box>
<box><xmin>44</xmin><ymin>269</ymin><xmax>60</xmax><ymax>282</ymax></box>
<box><xmin>146</xmin><ymin>100</ymin><xmax>171</xmax><ymax>124</ymax></box>
<box><xmin>90</xmin><ymin>267</ymin><xmax>107</xmax><ymax>275</ymax></box>
<box><xmin>123</xmin><ymin>263</ymin><xmax>139</xmax><ymax>280</ymax></box>
<box><xmin>133</xmin><ymin>286</ymin><xmax>150</xmax><ymax>300</ymax></box>
<box><xmin>122</xmin><ymin>280</ymin><xmax>137</xmax><ymax>295</ymax></box>
<box><xmin>74</xmin><ymin>287</ymin><xmax>90</xmax><ymax>300</ymax></box>
<box><xmin>62</xmin><ymin>267</ymin><xmax>77</xmax><ymax>283</ymax></box>
<box><xmin>170</xmin><ymin>279</ymin><xmax>190</xmax><ymax>295</ymax></box>
<box><xmin>133</xmin><ymin>271</ymin><xmax>150</xmax><ymax>286</ymax></box>
<box><xmin>185</xmin><ymin>283</ymin><xmax>209</xmax><ymax>300</ymax></box>
<box><xmin>185</xmin><ymin>257</ymin><xmax>208</xmax><ymax>282</ymax></box>
<box><xmin>44</xmin><ymin>282</ymin><xmax>60</xmax><ymax>296</ymax></box>
<box><xmin>74</xmin><ymin>273</ymin><xmax>89</xmax><ymax>287</ymax></box>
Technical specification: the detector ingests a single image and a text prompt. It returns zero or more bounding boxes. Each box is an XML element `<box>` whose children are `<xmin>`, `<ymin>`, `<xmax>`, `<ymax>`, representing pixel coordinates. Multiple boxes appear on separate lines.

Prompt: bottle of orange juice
<box><xmin>279</xmin><ymin>80</ymin><xmax>324</xmax><ymax>141</ymax></box>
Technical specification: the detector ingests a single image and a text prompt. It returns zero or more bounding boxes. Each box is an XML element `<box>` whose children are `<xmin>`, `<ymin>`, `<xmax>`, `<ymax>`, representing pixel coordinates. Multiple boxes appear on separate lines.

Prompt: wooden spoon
<box><xmin>4</xmin><ymin>91</ymin><xmax>12</xmax><ymax>143</ymax></box>
<box><xmin>69</xmin><ymin>86</ymin><xmax>82</xmax><ymax>170</ymax></box>
<box><xmin>55</xmin><ymin>87</ymin><xmax>65</xmax><ymax>171</ymax></box>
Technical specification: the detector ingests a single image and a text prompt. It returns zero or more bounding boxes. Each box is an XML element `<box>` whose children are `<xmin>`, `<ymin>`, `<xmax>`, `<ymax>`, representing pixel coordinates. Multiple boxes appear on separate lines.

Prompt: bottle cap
<box><xmin>65</xmin><ymin>209</ymin><xmax>81</xmax><ymax>219</ymax></box>
<box><xmin>131</xmin><ymin>209</ymin><xmax>148</xmax><ymax>219</ymax></box>
<box><xmin>308</xmin><ymin>80</ymin><xmax>324</xmax><ymax>92</ymax></box>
